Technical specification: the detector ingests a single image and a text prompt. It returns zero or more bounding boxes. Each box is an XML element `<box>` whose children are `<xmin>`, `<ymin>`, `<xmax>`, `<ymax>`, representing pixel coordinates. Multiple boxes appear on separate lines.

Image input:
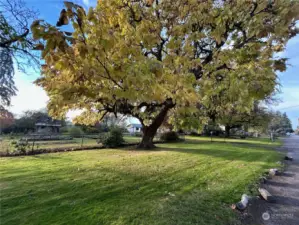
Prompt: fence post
<box><xmin>31</xmin><ymin>140</ymin><xmax>35</xmax><ymax>152</ymax></box>
<box><xmin>81</xmin><ymin>135</ymin><xmax>84</xmax><ymax>147</ymax></box>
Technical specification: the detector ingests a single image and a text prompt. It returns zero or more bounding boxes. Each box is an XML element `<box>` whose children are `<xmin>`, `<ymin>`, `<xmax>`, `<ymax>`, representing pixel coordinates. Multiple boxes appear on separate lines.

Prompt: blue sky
<box><xmin>272</xmin><ymin>35</ymin><xmax>299</xmax><ymax>130</ymax></box>
<box><xmin>8</xmin><ymin>0</ymin><xmax>299</xmax><ymax>129</ymax></box>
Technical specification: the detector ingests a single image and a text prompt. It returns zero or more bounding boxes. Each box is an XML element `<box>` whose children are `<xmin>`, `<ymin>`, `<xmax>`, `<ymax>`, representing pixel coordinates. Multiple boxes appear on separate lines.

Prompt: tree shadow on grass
<box><xmin>1</xmin><ymin>161</ymin><xmax>240</xmax><ymax>225</ymax></box>
<box><xmin>156</xmin><ymin>146</ymin><xmax>279</xmax><ymax>163</ymax></box>
<box><xmin>180</xmin><ymin>138</ymin><xmax>278</xmax><ymax>150</ymax></box>
<box><xmin>1</xmin><ymin>139</ymin><xmax>281</xmax><ymax>224</ymax></box>
<box><xmin>117</xmin><ymin>139</ymin><xmax>280</xmax><ymax>164</ymax></box>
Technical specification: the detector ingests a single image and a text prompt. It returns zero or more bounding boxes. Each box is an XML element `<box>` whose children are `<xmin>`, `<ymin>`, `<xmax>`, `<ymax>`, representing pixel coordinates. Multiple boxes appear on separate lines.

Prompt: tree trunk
<box><xmin>137</xmin><ymin>100</ymin><xmax>174</xmax><ymax>149</ymax></box>
<box><xmin>225</xmin><ymin>125</ymin><xmax>231</xmax><ymax>137</ymax></box>
<box><xmin>138</xmin><ymin>126</ymin><xmax>157</xmax><ymax>149</ymax></box>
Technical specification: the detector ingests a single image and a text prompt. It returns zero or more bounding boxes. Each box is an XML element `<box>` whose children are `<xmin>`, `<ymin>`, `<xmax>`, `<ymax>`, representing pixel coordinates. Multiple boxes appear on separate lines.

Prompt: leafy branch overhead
<box><xmin>0</xmin><ymin>0</ymin><xmax>40</xmax><ymax>106</ymax></box>
<box><xmin>31</xmin><ymin>0</ymin><xmax>298</xmax><ymax>148</ymax></box>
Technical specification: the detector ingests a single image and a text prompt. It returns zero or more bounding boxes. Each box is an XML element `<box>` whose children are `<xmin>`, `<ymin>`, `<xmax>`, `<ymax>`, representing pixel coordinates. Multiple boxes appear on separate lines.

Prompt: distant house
<box><xmin>35</xmin><ymin>119</ymin><xmax>62</xmax><ymax>133</ymax></box>
<box><xmin>128</xmin><ymin>123</ymin><xmax>142</xmax><ymax>134</ymax></box>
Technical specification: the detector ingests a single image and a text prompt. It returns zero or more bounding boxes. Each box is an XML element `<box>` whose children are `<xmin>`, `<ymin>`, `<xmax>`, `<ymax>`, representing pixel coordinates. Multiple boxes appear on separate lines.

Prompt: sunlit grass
<box><xmin>0</xmin><ymin>136</ymin><xmax>282</xmax><ymax>225</ymax></box>
<box><xmin>185</xmin><ymin>135</ymin><xmax>281</xmax><ymax>146</ymax></box>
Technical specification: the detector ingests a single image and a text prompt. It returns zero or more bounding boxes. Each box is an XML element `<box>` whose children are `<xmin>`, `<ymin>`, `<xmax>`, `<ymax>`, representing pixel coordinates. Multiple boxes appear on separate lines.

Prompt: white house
<box><xmin>128</xmin><ymin>123</ymin><xmax>142</xmax><ymax>134</ymax></box>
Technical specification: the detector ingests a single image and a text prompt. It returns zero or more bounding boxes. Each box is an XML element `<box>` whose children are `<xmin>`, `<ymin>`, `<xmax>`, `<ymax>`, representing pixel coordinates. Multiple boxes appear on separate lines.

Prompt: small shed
<box><xmin>35</xmin><ymin>121</ymin><xmax>61</xmax><ymax>133</ymax></box>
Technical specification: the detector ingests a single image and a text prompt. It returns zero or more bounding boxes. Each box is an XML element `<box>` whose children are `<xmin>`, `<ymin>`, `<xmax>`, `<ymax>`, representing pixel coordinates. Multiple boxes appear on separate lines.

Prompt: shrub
<box><xmin>235</xmin><ymin>130</ymin><xmax>247</xmax><ymax>139</ymax></box>
<box><xmin>160</xmin><ymin>131</ymin><xmax>180</xmax><ymax>142</ymax></box>
<box><xmin>13</xmin><ymin>141</ymin><xmax>31</xmax><ymax>154</ymax></box>
<box><xmin>99</xmin><ymin>127</ymin><xmax>125</xmax><ymax>148</ymax></box>
<box><xmin>10</xmin><ymin>141</ymin><xmax>17</xmax><ymax>145</ymax></box>
<box><xmin>9</xmin><ymin>135</ymin><xmax>15</xmax><ymax>139</ymax></box>
<box><xmin>190</xmin><ymin>131</ymin><xmax>200</xmax><ymax>136</ymax></box>
<box><xmin>108</xmin><ymin>125</ymin><xmax>128</xmax><ymax>133</ymax></box>
<box><xmin>68</xmin><ymin>126</ymin><xmax>84</xmax><ymax>138</ymax></box>
<box><xmin>85</xmin><ymin>126</ymin><xmax>100</xmax><ymax>134</ymax></box>
<box><xmin>134</xmin><ymin>132</ymin><xmax>143</xmax><ymax>137</ymax></box>
<box><xmin>202</xmin><ymin>124</ymin><xmax>223</xmax><ymax>136</ymax></box>
<box><xmin>60</xmin><ymin>126</ymin><xmax>69</xmax><ymax>134</ymax></box>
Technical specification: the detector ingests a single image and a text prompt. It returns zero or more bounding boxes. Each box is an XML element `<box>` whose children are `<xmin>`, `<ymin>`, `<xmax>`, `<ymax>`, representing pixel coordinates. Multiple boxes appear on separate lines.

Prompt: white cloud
<box><xmin>81</xmin><ymin>0</ymin><xmax>97</xmax><ymax>8</ymax></box>
<box><xmin>66</xmin><ymin>110</ymin><xmax>83</xmax><ymax>121</ymax></box>
<box><xmin>9</xmin><ymin>72</ymin><xmax>49</xmax><ymax>117</ymax></box>
<box><xmin>82</xmin><ymin>0</ymin><xmax>90</xmax><ymax>7</ymax></box>
<box><xmin>8</xmin><ymin>72</ymin><xmax>83</xmax><ymax>121</ymax></box>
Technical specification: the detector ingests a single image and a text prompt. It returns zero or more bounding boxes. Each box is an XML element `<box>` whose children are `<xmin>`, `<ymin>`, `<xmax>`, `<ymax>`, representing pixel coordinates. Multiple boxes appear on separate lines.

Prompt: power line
<box><xmin>277</xmin><ymin>105</ymin><xmax>299</xmax><ymax>110</ymax></box>
<box><xmin>25</xmin><ymin>0</ymin><xmax>82</xmax><ymax>3</ymax></box>
<box><xmin>25</xmin><ymin>0</ymin><xmax>64</xmax><ymax>3</ymax></box>
<box><xmin>24</xmin><ymin>0</ymin><xmax>79</xmax><ymax>5</ymax></box>
<box><xmin>25</xmin><ymin>0</ymin><xmax>65</xmax><ymax>2</ymax></box>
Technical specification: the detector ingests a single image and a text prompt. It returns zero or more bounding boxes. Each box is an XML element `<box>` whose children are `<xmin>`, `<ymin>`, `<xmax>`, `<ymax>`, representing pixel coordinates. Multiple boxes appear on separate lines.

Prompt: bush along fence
<box><xmin>20</xmin><ymin>135</ymin><xmax>73</xmax><ymax>141</ymax></box>
<box><xmin>1</xmin><ymin>131</ymin><xmax>183</xmax><ymax>157</ymax></box>
<box><xmin>1</xmin><ymin>140</ymin><xmax>165</xmax><ymax>157</ymax></box>
<box><xmin>0</xmin><ymin>142</ymin><xmax>142</xmax><ymax>157</ymax></box>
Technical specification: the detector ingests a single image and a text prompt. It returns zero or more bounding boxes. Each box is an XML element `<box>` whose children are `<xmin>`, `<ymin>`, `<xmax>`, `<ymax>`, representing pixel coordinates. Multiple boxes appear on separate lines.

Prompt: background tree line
<box><xmin>0</xmin><ymin>108</ymin><xmax>129</xmax><ymax>135</ymax></box>
<box><xmin>1</xmin><ymin>107</ymin><xmax>293</xmax><ymax>138</ymax></box>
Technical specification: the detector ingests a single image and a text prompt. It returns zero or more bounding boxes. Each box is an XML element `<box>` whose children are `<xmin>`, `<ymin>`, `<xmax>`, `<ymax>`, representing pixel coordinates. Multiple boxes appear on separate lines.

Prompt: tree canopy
<box><xmin>0</xmin><ymin>0</ymin><xmax>39</xmax><ymax>106</ymax></box>
<box><xmin>31</xmin><ymin>0</ymin><xmax>298</xmax><ymax>148</ymax></box>
<box><xmin>268</xmin><ymin>111</ymin><xmax>293</xmax><ymax>135</ymax></box>
<box><xmin>0</xmin><ymin>106</ymin><xmax>14</xmax><ymax>133</ymax></box>
<box><xmin>0</xmin><ymin>48</ymin><xmax>15</xmax><ymax>106</ymax></box>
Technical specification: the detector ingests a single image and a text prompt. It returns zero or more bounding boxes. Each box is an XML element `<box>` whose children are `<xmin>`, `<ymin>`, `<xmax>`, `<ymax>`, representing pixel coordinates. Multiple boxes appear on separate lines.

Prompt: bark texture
<box><xmin>138</xmin><ymin>100</ymin><xmax>174</xmax><ymax>149</ymax></box>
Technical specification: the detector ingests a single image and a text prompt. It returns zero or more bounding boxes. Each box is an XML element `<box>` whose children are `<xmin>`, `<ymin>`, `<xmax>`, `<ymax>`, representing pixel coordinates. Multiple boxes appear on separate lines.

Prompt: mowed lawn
<box><xmin>0</xmin><ymin>137</ymin><xmax>282</xmax><ymax>225</ymax></box>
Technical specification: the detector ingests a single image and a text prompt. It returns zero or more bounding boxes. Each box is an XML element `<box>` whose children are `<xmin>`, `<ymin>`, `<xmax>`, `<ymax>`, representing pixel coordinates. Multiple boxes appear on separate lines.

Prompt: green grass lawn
<box><xmin>0</xmin><ymin>137</ymin><xmax>282</xmax><ymax>225</ymax></box>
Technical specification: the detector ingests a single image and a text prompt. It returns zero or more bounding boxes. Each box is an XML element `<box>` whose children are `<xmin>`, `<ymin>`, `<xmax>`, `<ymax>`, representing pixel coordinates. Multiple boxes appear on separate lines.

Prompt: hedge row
<box><xmin>0</xmin><ymin>141</ymin><xmax>163</xmax><ymax>157</ymax></box>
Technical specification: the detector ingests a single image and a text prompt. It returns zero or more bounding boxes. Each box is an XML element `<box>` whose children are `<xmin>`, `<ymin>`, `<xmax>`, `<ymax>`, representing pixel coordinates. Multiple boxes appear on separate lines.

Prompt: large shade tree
<box><xmin>269</xmin><ymin>111</ymin><xmax>293</xmax><ymax>135</ymax></box>
<box><xmin>217</xmin><ymin>102</ymin><xmax>273</xmax><ymax>137</ymax></box>
<box><xmin>0</xmin><ymin>0</ymin><xmax>38</xmax><ymax>106</ymax></box>
<box><xmin>205</xmin><ymin>88</ymin><xmax>280</xmax><ymax>137</ymax></box>
<box><xmin>31</xmin><ymin>0</ymin><xmax>298</xmax><ymax>148</ymax></box>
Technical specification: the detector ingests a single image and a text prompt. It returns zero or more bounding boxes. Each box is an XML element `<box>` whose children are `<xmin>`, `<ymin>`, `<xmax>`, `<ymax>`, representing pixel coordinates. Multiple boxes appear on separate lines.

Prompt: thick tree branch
<box><xmin>0</xmin><ymin>28</ymin><xmax>29</xmax><ymax>47</ymax></box>
<box><xmin>250</xmin><ymin>1</ymin><xmax>258</xmax><ymax>17</ymax></box>
<box><xmin>95</xmin><ymin>57</ymin><xmax>124</xmax><ymax>90</ymax></box>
